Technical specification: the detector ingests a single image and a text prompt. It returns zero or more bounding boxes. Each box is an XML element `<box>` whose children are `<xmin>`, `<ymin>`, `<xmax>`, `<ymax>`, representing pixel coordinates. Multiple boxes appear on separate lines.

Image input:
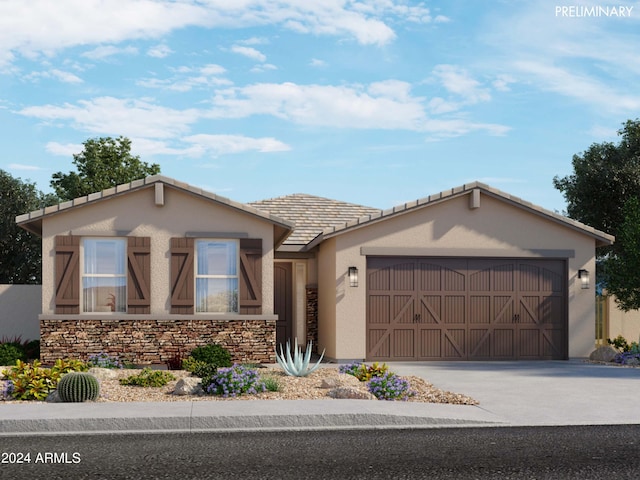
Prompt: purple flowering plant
<box><xmin>367</xmin><ymin>372</ymin><xmax>416</xmax><ymax>401</ymax></box>
<box><xmin>204</xmin><ymin>364</ymin><xmax>266</xmax><ymax>397</ymax></box>
<box><xmin>87</xmin><ymin>352</ymin><xmax>124</xmax><ymax>369</ymax></box>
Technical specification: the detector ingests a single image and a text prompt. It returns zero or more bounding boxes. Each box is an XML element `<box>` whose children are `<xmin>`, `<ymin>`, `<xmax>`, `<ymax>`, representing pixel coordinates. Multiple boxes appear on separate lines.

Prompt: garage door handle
<box><xmin>513</xmin><ymin>314</ymin><xmax>520</xmax><ymax>323</ymax></box>
<box><xmin>414</xmin><ymin>314</ymin><xmax>421</xmax><ymax>323</ymax></box>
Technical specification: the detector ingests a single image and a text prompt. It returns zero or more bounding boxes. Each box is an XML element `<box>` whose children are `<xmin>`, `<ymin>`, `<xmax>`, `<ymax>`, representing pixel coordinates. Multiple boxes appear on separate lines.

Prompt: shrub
<box><xmin>1</xmin><ymin>360</ymin><xmax>57</xmax><ymax>401</ymax></box>
<box><xmin>261</xmin><ymin>375</ymin><xmax>281</xmax><ymax>392</ymax></box>
<box><xmin>192</xmin><ymin>363</ymin><xmax>218</xmax><ymax>379</ymax></box>
<box><xmin>57</xmin><ymin>372</ymin><xmax>100</xmax><ymax>402</ymax></box>
<box><xmin>23</xmin><ymin>340</ymin><xmax>40</xmax><ymax>360</ymax></box>
<box><xmin>608</xmin><ymin>335</ymin><xmax>631</xmax><ymax>352</ymax></box>
<box><xmin>166</xmin><ymin>352</ymin><xmax>184</xmax><ymax>370</ymax></box>
<box><xmin>339</xmin><ymin>361</ymin><xmax>389</xmax><ymax>382</ymax></box>
<box><xmin>182</xmin><ymin>357</ymin><xmax>207</xmax><ymax>373</ymax></box>
<box><xmin>51</xmin><ymin>358</ymin><xmax>88</xmax><ymax>374</ymax></box>
<box><xmin>367</xmin><ymin>372</ymin><xmax>415</xmax><ymax>401</ymax></box>
<box><xmin>87</xmin><ymin>352</ymin><xmax>124</xmax><ymax>369</ymax></box>
<box><xmin>1</xmin><ymin>358</ymin><xmax>88</xmax><ymax>401</ymax></box>
<box><xmin>188</xmin><ymin>344</ymin><xmax>232</xmax><ymax>368</ymax></box>
<box><xmin>338</xmin><ymin>361</ymin><xmax>362</xmax><ymax>376</ymax></box>
<box><xmin>119</xmin><ymin>368</ymin><xmax>176</xmax><ymax>387</ymax></box>
<box><xmin>614</xmin><ymin>351</ymin><xmax>640</xmax><ymax>365</ymax></box>
<box><xmin>203</xmin><ymin>364</ymin><xmax>266</xmax><ymax>397</ymax></box>
<box><xmin>0</xmin><ymin>343</ymin><xmax>26</xmax><ymax>366</ymax></box>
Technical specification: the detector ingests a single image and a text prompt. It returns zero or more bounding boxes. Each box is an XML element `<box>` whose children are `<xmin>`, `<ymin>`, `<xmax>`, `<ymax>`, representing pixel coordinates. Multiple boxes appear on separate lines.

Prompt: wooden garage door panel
<box><xmin>367</xmin><ymin>258</ymin><xmax>567</xmax><ymax>361</ymax></box>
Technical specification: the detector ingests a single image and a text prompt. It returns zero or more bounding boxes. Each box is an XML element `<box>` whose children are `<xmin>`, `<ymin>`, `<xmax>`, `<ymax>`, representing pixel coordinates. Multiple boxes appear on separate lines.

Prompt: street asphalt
<box><xmin>0</xmin><ymin>360</ymin><xmax>637</xmax><ymax>435</ymax></box>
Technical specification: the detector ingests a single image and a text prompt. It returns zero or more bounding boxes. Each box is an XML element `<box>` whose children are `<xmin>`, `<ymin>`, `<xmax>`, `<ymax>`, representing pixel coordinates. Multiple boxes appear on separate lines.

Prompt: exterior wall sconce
<box><xmin>578</xmin><ymin>269</ymin><xmax>590</xmax><ymax>289</ymax></box>
<box><xmin>348</xmin><ymin>266</ymin><xmax>359</xmax><ymax>287</ymax></box>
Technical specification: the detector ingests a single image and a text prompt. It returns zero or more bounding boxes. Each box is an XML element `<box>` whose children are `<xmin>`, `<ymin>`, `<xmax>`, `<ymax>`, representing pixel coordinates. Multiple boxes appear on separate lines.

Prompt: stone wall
<box><xmin>40</xmin><ymin>317</ymin><xmax>276</xmax><ymax>365</ymax></box>
<box><xmin>306</xmin><ymin>286</ymin><xmax>318</xmax><ymax>350</ymax></box>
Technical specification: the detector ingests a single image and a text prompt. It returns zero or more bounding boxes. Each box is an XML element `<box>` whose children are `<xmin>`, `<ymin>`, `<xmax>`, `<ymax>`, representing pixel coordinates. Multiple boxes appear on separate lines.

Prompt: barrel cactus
<box><xmin>57</xmin><ymin>372</ymin><xmax>100</xmax><ymax>402</ymax></box>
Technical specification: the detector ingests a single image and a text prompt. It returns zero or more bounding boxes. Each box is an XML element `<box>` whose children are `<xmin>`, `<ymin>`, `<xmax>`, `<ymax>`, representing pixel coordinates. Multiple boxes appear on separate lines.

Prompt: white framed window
<box><xmin>195</xmin><ymin>239</ymin><xmax>239</xmax><ymax>313</ymax></box>
<box><xmin>81</xmin><ymin>238</ymin><xmax>127</xmax><ymax>313</ymax></box>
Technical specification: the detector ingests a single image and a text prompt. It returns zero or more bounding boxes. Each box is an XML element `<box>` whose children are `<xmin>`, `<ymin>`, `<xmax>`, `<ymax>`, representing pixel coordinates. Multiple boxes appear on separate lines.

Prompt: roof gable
<box><xmin>312</xmin><ymin>182</ymin><xmax>614</xmax><ymax>248</ymax></box>
<box><xmin>16</xmin><ymin>175</ymin><xmax>295</xmax><ymax>245</ymax></box>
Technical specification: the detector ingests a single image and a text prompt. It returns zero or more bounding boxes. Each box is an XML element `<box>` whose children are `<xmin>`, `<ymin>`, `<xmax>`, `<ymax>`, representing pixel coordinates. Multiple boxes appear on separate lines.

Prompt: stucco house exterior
<box><xmin>16</xmin><ymin>175</ymin><xmax>613</xmax><ymax>364</ymax></box>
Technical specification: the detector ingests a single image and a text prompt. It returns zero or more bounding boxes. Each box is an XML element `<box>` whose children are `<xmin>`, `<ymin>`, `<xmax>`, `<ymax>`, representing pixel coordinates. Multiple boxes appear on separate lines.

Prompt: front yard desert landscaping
<box><xmin>0</xmin><ymin>362</ymin><xmax>478</xmax><ymax>405</ymax></box>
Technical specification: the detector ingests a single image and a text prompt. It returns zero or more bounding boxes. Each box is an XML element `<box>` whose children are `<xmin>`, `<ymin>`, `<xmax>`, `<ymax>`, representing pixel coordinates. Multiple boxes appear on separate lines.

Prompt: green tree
<box><xmin>0</xmin><ymin>170</ymin><xmax>57</xmax><ymax>283</ymax></box>
<box><xmin>553</xmin><ymin>119</ymin><xmax>640</xmax><ymax>252</ymax></box>
<box><xmin>553</xmin><ymin>119</ymin><xmax>640</xmax><ymax>308</ymax></box>
<box><xmin>50</xmin><ymin>136</ymin><xmax>160</xmax><ymax>201</ymax></box>
<box><xmin>605</xmin><ymin>197</ymin><xmax>640</xmax><ymax>310</ymax></box>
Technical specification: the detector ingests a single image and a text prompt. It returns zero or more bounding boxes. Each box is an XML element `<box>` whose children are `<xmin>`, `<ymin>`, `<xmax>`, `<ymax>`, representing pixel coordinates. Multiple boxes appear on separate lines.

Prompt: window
<box><xmin>82</xmin><ymin>238</ymin><xmax>127</xmax><ymax>313</ymax></box>
<box><xmin>195</xmin><ymin>240</ymin><xmax>239</xmax><ymax>313</ymax></box>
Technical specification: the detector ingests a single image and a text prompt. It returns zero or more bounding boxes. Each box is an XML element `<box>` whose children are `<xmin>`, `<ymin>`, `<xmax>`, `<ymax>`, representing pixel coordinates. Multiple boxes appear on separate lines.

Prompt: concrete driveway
<box><xmin>391</xmin><ymin>360</ymin><xmax>640</xmax><ymax>426</ymax></box>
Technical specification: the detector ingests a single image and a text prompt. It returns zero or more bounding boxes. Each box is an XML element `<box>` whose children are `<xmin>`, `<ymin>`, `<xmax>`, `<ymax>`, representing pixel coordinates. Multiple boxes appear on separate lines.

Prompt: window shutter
<box><xmin>170</xmin><ymin>238</ymin><xmax>194</xmax><ymax>314</ymax></box>
<box><xmin>127</xmin><ymin>237</ymin><xmax>151</xmax><ymax>314</ymax></box>
<box><xmin>239</xmin><ymin>238</ymin><xmax>262</xmax><ymax>314</ymax></box>
<box><xmin>55</xmin><ymin>235</ymin><xmax>80</xmax><ymax>314</ymax></box>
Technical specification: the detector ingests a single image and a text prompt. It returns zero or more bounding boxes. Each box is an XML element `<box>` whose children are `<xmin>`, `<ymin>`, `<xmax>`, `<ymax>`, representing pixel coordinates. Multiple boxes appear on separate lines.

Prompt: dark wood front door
<box><xmin>274</xmin><ymin>262</ymin><xmax>293</xmax><ymax>348</ymax></box>
<box><xmin>367</xmin><ymin>257</ymin><xmax>567</xmax><ymax>361</ymax></box>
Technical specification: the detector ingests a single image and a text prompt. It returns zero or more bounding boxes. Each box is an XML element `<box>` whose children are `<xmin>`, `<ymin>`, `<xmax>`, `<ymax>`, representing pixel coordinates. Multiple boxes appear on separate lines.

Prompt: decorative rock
<box><xmin>173</xmin><ymin>377</ymin><xmax>204</xmax><ymax>396</ymax></box>
<box><xmin>327</xmin><ymin>387</ymin><xmax>376</xmax><ymax>400</ymax></box>
<box><xmin>45</xmin><ymin>390</ymin><xmax>62</xmax><ymax>403</ymax></box>
<box><xmin>589</xmin><ymin>346</ymin><xmax>619</xmax><ymax>362</ymax></box>
<box><xmin>88</xmin><ymin>367</ymin><xmax>119</xmax><ymax>380</ymax></box>
<box><xmin>320</xmin><ymin>374</ymin><xmax>362</xmax><ymax>389</ymax></box>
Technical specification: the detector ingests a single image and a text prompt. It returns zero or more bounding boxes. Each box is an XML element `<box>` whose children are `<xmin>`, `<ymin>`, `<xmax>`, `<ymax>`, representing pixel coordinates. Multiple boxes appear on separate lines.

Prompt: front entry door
<box><xmin>274</xmin><ymin>262</ymin><xmax>293</xmax><ymax>348</ymax></box>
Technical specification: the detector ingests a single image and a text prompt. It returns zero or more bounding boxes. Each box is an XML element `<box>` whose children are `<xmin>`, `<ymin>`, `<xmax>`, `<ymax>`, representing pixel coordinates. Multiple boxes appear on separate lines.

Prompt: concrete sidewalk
<box><xmin>0</xmin><ymin>360</ymin><xmax>637</xmax><ymax>435</ymax></box>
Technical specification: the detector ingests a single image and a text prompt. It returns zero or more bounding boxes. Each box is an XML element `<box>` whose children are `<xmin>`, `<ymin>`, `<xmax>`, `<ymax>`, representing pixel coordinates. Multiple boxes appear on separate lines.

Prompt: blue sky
<box><xmin>1</xmin><ymin>1</ymin><xmax>638</xmax><ymax>213</ymax></box>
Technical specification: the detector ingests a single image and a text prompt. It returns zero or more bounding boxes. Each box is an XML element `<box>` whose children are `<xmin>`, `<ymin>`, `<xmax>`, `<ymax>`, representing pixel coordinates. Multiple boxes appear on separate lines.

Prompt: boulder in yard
<box><xmin>173</xmin><ymin>377</ymin><xmax>204</xmax><ymax>396</ymax></box>
<box><xmin>327</xmin><ymin>386</ymin><xmax>376</xmax><ymax>400</ymax></box>
<box><xmin>589</xmin><ymin>345</ymin><xmax>619</xmax><ymax>363</ymax></box>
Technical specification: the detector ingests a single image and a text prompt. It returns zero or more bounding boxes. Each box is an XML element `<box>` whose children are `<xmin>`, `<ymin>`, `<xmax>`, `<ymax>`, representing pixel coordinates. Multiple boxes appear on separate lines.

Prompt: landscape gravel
<box><xmin>1</xmin><ymin>365</ymin><xmax>478</xmax><ymax>405</ymax></box>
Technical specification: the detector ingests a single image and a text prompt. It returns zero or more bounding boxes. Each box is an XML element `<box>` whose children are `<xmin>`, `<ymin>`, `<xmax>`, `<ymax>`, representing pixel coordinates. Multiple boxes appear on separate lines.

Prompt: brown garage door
<box><xmin>366</xmin><ymin>257</ymin><xmax>567</xmax><ymax>360</ymax></box>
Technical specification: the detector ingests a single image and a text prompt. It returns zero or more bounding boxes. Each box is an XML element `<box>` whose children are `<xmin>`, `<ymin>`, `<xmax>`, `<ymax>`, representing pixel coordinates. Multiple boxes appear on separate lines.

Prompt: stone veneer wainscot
<box><xmin>40</xmin><ymin>316</ymin><xmax>276</xmax><ymax>365</ymax></box>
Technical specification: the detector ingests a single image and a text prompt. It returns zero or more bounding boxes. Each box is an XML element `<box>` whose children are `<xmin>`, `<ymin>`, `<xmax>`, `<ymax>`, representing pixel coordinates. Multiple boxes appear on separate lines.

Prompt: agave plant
<box><xmin>275</xmin><ymin>339</ymin><xmax>325</xmax><ymax>377</ymax></box>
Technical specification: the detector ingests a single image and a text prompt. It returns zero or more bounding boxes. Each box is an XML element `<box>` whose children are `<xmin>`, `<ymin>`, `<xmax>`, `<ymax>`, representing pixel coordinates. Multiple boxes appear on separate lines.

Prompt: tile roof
<box><xmin>249</xmin><ymin>193</ymin><xmax>381</xmax><ymax>246</ymax></box>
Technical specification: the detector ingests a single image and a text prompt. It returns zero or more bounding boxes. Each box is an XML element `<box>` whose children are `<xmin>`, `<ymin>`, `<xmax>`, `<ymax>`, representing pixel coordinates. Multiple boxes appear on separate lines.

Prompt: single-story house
<box><xmin>16</xmin><ymin>175</ymin><xmax>614</xmax><ymax>364</ymax></box>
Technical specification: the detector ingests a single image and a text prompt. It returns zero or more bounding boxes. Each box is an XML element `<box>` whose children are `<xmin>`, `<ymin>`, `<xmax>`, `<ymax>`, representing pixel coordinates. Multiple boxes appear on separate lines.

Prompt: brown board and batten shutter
<box><xmin>127</xmin><ymin>237</ymin><xmax>151</xmax><ymax>314</ymax></box>
<box><xmin>55</xmin><ymin>235</ymin><xmax>80</xmax><ymax>314</ymax></box>
<box><xmin>170</xmin><ymin>238</ymin><xmax>194</xmax><ymax>314</ymax></box>
<box><xmin>239</xmin><ymin>238</ymin><xmax>262</xmax><ymax>314</ymax></box>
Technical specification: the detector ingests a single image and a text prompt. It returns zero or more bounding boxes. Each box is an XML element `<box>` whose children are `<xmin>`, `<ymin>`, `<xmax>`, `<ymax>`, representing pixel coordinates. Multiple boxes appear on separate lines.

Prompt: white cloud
<box><xmin>251</xmin><ymin>63</ymin><xmax>277</xmax><ymax>73</ymax></box>
<box><xmin>18</xmin><ymin>96</ymin><xmax>201</xmax><ymax>139</ymax></box>
<box><xmin>492</xmin><ymin>74</ymin><xmax>515</xmax><ymax>92</ymax></box>
<box><xmin>147</xmin><ymin>44</ymin><xmax>173</xmax><ymax>58</ymax></box>
<box><xmin>0</xmin><ymin>0</ymin><xmax>445</xmax><ymax>67</ymax></box>
<box><xmin>184</xmin><ymin>134</ymin><xmax>291</xmax><ymax>155</ymax></box>
<box><xmin>514</xmin><ymin>60</ymin><xmax>640</xmax><ymax>113</ymax></box>
<box><xmin>208</xmin><ymin>81</ymin><xmax>427</xmax><ymax>130</ymax></box>
<box><xmin>81</xmin><ymin>45</ymin><xmax>138</xmax><ymax>60</ymax></box>
<box><xmin>309</xmin><ymin>58</ymin><xmax>327</xmax><ymax>68</ymax></box>
<box><xmin>50</xmin><ymin>69</ymin><xmax>83</xmax><ymax>84</ymax></box>
<box><xmin>481</xmin><ymin>3</ymin><xmax>640</xmax><ymax>115</ymax></box>
<box><xmin>137</xmin><ymin>63</ymin><xmax>231</xmax><ymax>92</ymax></box>
<box><xmin>7</xmin><ymin>163</ymin><xmax>43</xmax><ymax>171</ymax></box>
<box><xmin>231</xmin><ymin>45</ymin><xmax>267</xmax><ymax>62</ymax></box>
<box><xmin>431</xmin><ymin>65</ymin><xmax>491</xmax><ymax>104</ymax></box>
<box><xmin>45</xmin><ymin>142</ymin><xmax>82</xmax><ymax>156</ymax></box>
<box><xmin>423</xmin><ymin>118</ymin><xmax>510</xmax><ymax>140</ymax></box>
<box><xmin>24</xmin><ymin>68</ymin><xmax>83</xmax><ymax>84</ymax></box>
